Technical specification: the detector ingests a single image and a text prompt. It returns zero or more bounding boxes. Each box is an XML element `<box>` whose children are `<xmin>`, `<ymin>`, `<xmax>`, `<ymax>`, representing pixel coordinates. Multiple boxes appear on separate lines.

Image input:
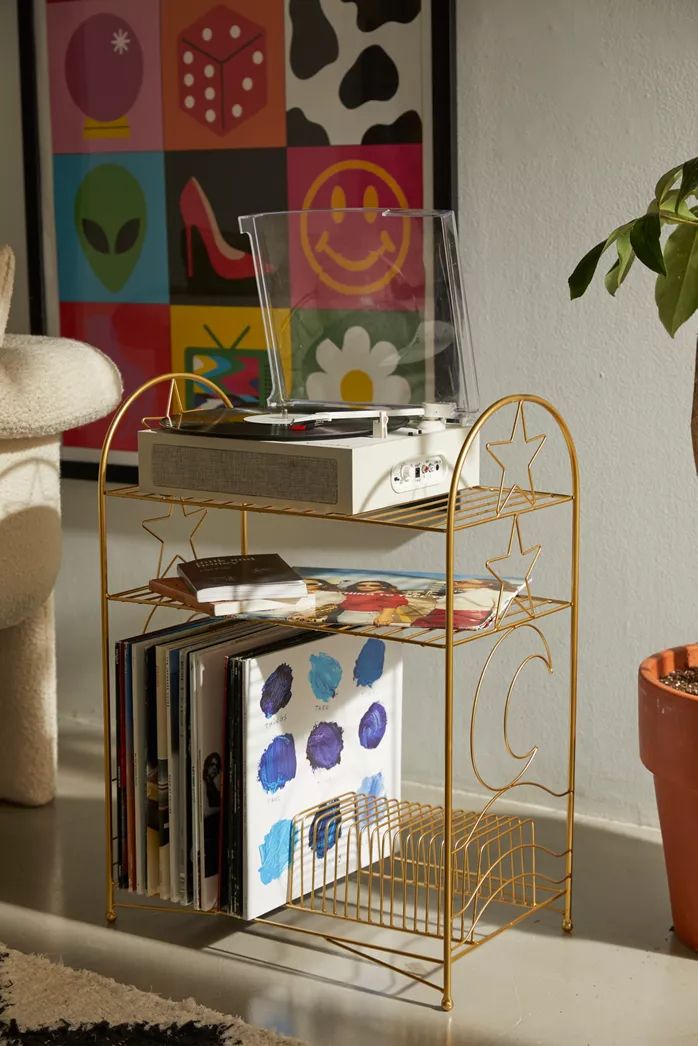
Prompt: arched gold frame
<box><xmin>97</xmin><ymin>381</ymin><xmax>579</xmax><ymax>1014</ymax></box>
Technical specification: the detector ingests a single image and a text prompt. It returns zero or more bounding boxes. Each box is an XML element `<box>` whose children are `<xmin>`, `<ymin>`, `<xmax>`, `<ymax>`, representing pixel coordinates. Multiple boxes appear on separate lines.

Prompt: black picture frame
<box><xmin>17</xmin><ymin>0</ymin><xmax>458</xmax><ymax>484</ymax></box>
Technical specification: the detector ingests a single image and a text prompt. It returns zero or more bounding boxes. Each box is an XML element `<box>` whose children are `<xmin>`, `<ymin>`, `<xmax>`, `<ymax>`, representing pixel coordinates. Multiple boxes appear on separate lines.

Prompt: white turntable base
<box><xmin>138</xmin><ymin>426</ymin><xmax>480</xmax><ymax>515</ymax></box>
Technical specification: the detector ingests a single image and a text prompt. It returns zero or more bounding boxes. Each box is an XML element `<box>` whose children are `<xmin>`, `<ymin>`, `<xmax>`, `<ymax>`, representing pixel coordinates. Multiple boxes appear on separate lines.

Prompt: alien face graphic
<box><xmin>74</xmin><ymin>164</ymin><xmax>146</xmax><ymax>292</ymax></box>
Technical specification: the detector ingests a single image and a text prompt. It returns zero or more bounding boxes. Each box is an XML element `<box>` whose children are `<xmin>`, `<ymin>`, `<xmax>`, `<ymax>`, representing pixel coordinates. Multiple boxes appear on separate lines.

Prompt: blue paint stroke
<box><xmin>356</xmin><ymin>772</ymin><xmax>385</xmax><ymax>830</ymax></box>
<box><xmin>358</xmin><ymin>702</ymin><xmax>387</xmax><ymax>749</ymax></box>
<box><xmin>260</xmin><ymin>663</ymin><xmax>293</xmax><ymax>718</ymax></box>
<box><xmin>258</xmin><ymin>818</ymin><xmax>293</xmax><ymax>884</ymax></box>
<box><xmin>353</xmin><ymin>638</ymin><xmax>386</xmax><ymax>688</ymax></box>
<box><xmin>308</xmin><ymin>652</ymin><xmax>342</xmax><ymax>703</ymax></box>
<box><xmin>306</xmin><ymin>721</ymin><xmax>344</xmax><ymax>770</ymax></box>
<box><xmin>308</xmin><ymin>801</ymin><xmax>341</xmax><ymax>858</ymax></box>
<box><xmin>358</xmin><ymin>771</ymin><xmax>385</xmax><ymax>798</ymax></box>
<box><xmin>258</xmin><ymin>733</ymin><xmax>297</xmax><ymax>793</ymax></box>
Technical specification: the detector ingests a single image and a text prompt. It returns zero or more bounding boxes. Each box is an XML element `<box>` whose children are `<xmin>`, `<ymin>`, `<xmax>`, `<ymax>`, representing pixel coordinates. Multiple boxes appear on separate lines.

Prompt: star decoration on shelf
<box><xmin>141</xmin><ymin>500</ymin><xmax>207</xmax><ymax>579</ymax></box>
<box><xmin>485</xmin><ymin>401</ymin><xmax>546</xmax><ymax>515</ymax></box>
<box><xmin>486</xmin><ymin>515</ymin><xmax>542</xmax><ymax>624</ymax></box>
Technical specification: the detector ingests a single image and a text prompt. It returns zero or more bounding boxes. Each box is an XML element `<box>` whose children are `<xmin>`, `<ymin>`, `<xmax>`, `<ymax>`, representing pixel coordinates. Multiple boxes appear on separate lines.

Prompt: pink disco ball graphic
<box><xmin>65</xmin><ymin>13</ymin><xmax>144</xmax><ymax>122</ymax></box>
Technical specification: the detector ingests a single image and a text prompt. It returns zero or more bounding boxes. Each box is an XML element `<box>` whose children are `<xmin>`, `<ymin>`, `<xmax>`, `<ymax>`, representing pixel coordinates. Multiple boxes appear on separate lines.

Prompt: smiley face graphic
<box><xmin>300</xmin><ymin>160</ymin><xmax>411</xmax><ymax>296</ymax></box>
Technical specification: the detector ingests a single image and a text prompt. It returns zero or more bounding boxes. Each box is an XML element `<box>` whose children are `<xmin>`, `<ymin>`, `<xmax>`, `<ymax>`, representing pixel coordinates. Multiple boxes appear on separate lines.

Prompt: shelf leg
<box><xmin>563</xmin><ymin>459</ymin><xmax>581</xmax><ymax>936</ymax></box>
<box><xmin>98</xmin><ymin>448</ymin><xmax>117</xmax><ymax>933</ymax></box>
<box><xmin>442</xmin><ymin>486</ymin><xmax>457</xmax><ymax>1013</ymax></box>
<box><xmin>240</xmin><ymin>509</ymin><xmax>248</xmax><ymax>555</ymax></box>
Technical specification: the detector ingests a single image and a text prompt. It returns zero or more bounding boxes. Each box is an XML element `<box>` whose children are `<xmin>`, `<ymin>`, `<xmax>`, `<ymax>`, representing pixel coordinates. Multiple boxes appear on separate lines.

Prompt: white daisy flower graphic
<box><xmin>112</xmin><ymin>29</ymin><xmax>131</xmax><ymax>54</ymax></box>
<box><xmin>305</xmin><ymin>326</ymin><xmax>411</xmax><ymax>405</ymax></box>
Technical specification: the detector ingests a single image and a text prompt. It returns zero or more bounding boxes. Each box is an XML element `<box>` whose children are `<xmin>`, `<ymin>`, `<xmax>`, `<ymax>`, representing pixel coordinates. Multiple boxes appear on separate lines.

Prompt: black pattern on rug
<box><xmin>0</xmin><ymin>1018</ymin><xmax>241</xmax><ymax>1044</ymax></box>
<box><xmin>0</xmin><ymin>951</ymin><xmax>240</xmax><ymax>1046</ymax></box>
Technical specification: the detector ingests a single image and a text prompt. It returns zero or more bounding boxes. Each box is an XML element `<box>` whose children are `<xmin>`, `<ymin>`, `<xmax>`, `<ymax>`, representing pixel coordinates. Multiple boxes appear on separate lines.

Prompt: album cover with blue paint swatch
<box><xmin>238</xmin><ymin>633</ymin><xmax>402</xmax><ymax>920</ymax></box>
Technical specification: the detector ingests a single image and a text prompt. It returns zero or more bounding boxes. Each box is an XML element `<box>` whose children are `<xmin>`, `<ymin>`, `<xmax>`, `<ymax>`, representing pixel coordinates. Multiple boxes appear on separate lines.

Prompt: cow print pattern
<box><xmin>362</xmin><ymin>109</ymin><xmax>421</xmax><ymax>145</ymax></box>
<box><xmin>339</xmin><ymin>45</ymin><xmax>398</xmax><ymax>109</ymax></box>
<box><xmin>289</xmin><ymin>0</ymin><xmax>338</xmax><ymax>80</ymax></box>
<box><xmin>286</xmin><ymin>107</ymin><xmax>330</xmax><ymax>146</ymax></box>
<box><xmin>285</xmin><ymin>0</ymin><xmax>422</xmax><ymax>147</ymax></box>
<box><xmin>341</xmin><ymin>0</ymin><xmax>422</xmax><ymax>33</ymax></box>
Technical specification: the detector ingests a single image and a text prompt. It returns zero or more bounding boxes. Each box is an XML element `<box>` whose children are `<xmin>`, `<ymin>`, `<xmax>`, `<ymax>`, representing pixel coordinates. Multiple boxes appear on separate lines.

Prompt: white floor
<box><xmin>0</xmin><ymin>722</ymin><xmax>696</xmax><ymax>1046</ymax></box>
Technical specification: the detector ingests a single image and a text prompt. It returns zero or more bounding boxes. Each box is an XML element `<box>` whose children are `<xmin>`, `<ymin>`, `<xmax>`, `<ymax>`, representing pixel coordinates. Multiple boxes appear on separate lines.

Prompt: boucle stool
<box><xmin>0</xmin><ymin>246</ymin><xmax>122</xmax><ymax>805</ymax></box>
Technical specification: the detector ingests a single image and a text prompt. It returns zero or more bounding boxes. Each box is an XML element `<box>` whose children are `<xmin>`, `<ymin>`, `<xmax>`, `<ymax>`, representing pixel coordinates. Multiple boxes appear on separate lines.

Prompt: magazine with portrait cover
<box><xmin>148</xmin><ymin>568</ymin><xmax>525</xmax><ymax>632</ymax></box>
<box><xmin>286</xmin><ymin>568</ymin><xmax>525</xmax><ymax>632</ymax></box>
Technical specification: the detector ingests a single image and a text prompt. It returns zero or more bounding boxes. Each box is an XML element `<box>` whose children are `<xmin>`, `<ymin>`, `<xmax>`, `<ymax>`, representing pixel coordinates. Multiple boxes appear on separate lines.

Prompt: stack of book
<box><xmin>150</xmin><ymin>554</ymin><xmax>315</xmax><ymax>618</ymax></box>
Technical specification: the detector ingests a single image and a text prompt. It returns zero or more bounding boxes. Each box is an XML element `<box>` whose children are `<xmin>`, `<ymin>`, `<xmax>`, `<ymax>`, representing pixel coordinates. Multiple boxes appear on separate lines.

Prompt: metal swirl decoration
<box><xmin>469</xmin><ymin>623</ymin><xmax>555</xmax><ymax>795</ymax></box>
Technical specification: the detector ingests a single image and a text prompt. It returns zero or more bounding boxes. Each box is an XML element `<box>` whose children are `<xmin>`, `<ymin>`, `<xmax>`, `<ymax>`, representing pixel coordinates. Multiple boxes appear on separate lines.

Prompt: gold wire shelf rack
<box><xmin>288</xmin><ymin>792</ymin><xmax>566</xmax><ymax>945</ymax></box>
<box><xmin>105</xmin><ymin>482</ymin><xmax>572</xmax><ymax>534</ymax></box>
<box><xmin>106</xmin><ymin>583</ymin><xmax>571</xmax><ymax>649</ymax></box>
<box><xmin>97</xmin><ymin>375</ymin><xmax>580</xmax><ymax>1013</ymax></box>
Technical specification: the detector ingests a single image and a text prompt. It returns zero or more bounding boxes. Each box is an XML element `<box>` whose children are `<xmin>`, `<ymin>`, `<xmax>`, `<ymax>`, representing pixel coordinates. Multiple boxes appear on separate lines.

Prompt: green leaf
<box><xmin>569</xmin><ymin>240</ymin><xmax>607</xmax><ymax>299</ymax></box>
<box><xmin>676</xmin><ymin>157</ymin><xmax>698</xmax><ymax>211</ymax></box>
<box><xmin>655</xmin><ymin>219</ymin><xmax>698</xmax><ymax>335</ymax></box>
<box><xmin>568</xmin><ymin>220</ymin><xmax>635</xmax><ymax>299</ymax></box>
<box><xmin>604</xmin><ymin>258</ymin><xmax>621</xmax><ymax>295</ymax></box>
<box><xmin>659</xmin><ymin>190</ymin><xmax>697</xmax><ymax>221</ymax></box>
<box><xmin>654</xmin><ymin>164</ymin><xmax>682</xmax><ymax>206</ymax></box>
<box><xmin>630</xmin><ymin>211</ymin><xmax>666</xmax><ymax>276</ymax></box>
<box><xmin>604</xmin><ymin>228</ymin><xmax>635</xmax><ymax>296</ymax></box>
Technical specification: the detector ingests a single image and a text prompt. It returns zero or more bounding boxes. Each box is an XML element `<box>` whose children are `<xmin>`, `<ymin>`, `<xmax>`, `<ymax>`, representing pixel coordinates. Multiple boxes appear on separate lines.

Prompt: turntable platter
<box><xmin>161</xmin><ymin>408</ymin><xmax>402</xmax><ymax>441</ymax></box>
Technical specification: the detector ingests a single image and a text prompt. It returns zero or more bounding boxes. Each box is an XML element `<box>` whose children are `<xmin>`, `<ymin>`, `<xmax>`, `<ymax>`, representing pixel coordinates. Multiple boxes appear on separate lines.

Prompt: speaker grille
<box><xmin>151</xmin><ymin>443</ymin><xmax>339</xmax><ymax>504</ymax></box>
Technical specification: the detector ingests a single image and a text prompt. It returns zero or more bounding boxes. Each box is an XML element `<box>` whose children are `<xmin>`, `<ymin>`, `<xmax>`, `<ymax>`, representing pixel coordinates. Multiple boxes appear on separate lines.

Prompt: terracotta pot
<box><xmin>639</xmin><ymin>643</ymin><xmax>698</xmax><ymax>949</ymax></box>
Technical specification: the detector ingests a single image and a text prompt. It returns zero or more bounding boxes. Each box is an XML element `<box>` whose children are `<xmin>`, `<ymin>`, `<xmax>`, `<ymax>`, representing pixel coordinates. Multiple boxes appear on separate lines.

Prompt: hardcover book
<box><xmin>178</xmin><ymin>554</ymin><xmax>307</xmax><ymax>602</ymax></box>
<box><xmin>149</xmin><ymin>576</ymin><xmax>316</xmax><ymax>618</ymax></box>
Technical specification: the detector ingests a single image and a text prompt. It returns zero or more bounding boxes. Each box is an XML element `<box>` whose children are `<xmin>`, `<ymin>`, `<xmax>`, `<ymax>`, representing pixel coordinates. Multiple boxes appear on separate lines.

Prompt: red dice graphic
<box><xmin>178</xmin><ymin>5</ymin><xmax>267</xmax><ymax>134</ymax></box>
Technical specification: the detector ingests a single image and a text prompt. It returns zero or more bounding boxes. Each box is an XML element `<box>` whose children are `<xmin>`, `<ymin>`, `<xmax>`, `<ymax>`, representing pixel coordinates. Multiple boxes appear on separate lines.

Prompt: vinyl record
<box><xmin>161</xmin><ymin>408</ymin><xmax>383</xmax><ymax>441</ymax></box>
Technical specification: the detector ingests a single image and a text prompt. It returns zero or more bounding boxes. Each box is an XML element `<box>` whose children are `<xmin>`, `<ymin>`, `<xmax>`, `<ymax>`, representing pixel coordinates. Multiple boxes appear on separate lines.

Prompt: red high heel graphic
<box><xmin>179</xmin><ymin>177</ymin><xmax>257</xmax><ymax>281</ymax></box>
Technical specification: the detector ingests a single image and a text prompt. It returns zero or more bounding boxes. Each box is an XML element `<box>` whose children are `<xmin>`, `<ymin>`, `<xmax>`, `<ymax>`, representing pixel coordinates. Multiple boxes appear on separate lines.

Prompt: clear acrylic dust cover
<box><xmin>238</xmin><ymin>208</ymin><xmax>479</xmax><ymax>420</ymax></box>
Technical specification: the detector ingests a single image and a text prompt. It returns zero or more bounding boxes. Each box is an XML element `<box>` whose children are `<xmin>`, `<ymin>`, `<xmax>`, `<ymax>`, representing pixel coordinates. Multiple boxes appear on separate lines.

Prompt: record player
<box><xmin>138</xmin><ymin>209</ymin><xmax>481</xmax><ymax>514</ymax></box>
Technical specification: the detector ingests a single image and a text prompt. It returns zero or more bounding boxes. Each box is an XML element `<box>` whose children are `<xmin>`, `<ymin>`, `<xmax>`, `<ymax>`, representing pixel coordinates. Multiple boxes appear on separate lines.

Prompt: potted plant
<box><xmin>569</xmin><ymin>157</ymin><xmax>698</xmax><ymax>949</ymax></box>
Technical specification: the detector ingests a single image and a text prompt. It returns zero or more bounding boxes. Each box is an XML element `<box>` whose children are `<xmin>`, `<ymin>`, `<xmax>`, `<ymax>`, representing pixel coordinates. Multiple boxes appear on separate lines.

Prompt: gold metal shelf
<box><xmin>106</xmin><ymin>583</ymin><xmax>572</xmax><ymax>649</ymax></box>
<box><xmin>288</xmin><ymin>792</ymin><xmax>567</xmax><ymax>948</ymax></box>
<box><xmin>97</xmin><ymin>378</ymin><xmax>580</xmax><ymax>1012</ymax></box>
<box><xmin>105</xmin><ymin>483</ymin><xmax>572</xmax><ymax>534</ymax></box>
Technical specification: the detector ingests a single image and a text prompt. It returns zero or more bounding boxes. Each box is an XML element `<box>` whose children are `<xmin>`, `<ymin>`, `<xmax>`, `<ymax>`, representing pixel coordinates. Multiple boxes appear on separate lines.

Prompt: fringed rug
<box><xmin>0</xmin><ymin>944</ymin><xmax>303</xmax><ymax>1045</ymax></box>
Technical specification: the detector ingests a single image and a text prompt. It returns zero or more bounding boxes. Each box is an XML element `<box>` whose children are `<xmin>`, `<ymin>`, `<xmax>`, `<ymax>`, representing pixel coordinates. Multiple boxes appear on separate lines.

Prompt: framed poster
<box><xmin>18</xmin><ymin>0</ymin><xmax>457</xmax><ymax>478</ymax></box>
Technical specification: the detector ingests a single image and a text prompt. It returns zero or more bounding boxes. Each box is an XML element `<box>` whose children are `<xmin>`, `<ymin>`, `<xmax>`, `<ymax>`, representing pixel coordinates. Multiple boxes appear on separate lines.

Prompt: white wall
<box><xmin>454</xmin><ymin>0</ymin><xmax>696</xmax><ymax>824</ymax></box>
<box><xmin>53</xmin><ymin>0</ymin><xmax>697</xmax><ymax>828</ymax></box>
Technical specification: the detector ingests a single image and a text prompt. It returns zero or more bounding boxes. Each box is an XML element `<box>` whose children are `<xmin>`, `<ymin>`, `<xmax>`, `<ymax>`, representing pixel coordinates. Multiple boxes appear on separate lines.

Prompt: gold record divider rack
<box><xmin>98</xmin><ymin>374</ymin><xmax>580</xmax><ymax>1013</ymax></box>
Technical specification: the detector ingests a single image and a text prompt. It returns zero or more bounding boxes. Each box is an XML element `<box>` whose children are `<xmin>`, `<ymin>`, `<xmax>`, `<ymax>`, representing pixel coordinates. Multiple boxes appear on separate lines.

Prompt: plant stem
<box><xmin>658</xmin><ymin>209</ymin><xmax>698</xmax><ymax>228</ymax></box>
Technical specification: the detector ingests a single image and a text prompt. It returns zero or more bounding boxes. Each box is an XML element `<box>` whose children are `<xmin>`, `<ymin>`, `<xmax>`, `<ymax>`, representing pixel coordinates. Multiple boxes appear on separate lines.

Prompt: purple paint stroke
<box><xmin>358</xmin><ymin>702</ymin><xmax>387</xmax><ymax>749</ymax></box>
<box><xmin>306</xmin><ymin>721</ymin><xmax>344</xmax><ymax>770</ymax></box>
<box><xmin>260</xmin><ymin>662</ymin><xmax>293</xmax><ymax>718</ymax></box>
